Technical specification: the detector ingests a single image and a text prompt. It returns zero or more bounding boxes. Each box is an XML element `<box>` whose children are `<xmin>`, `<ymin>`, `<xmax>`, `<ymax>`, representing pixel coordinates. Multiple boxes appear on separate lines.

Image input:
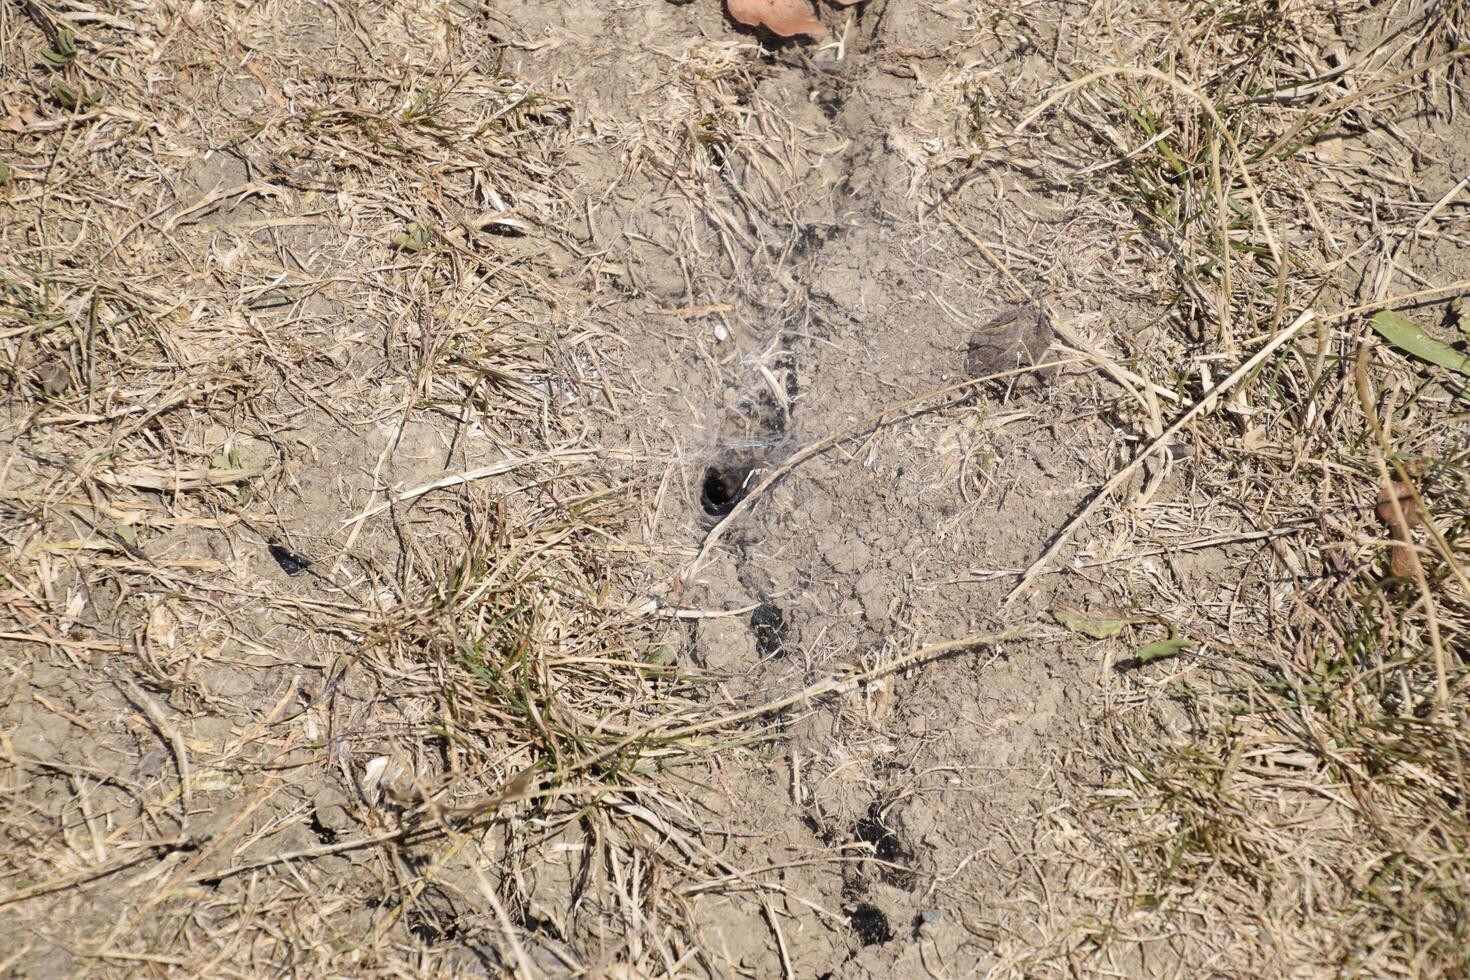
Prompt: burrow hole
<box><xmin>855</xmin><ymin>802</ymin><xmax>905</xmax><ymax>862</ymax></box>
<box><xmin>848</xmin><ymin>904</ymin><xmax>893</xmax><ymax>946</ymax></box>
<box><xmin>700</xmin><ymin>457</ymin><xmax>756</xmax><ymax>518</ymax></box>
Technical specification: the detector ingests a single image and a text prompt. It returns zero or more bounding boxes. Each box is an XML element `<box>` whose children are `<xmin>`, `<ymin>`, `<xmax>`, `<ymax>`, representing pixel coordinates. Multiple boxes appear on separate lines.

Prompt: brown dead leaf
<box><xmin>1376</xmin><ymin>480</ymin><xmax>1425</xmax><ymax>579</ymax></box>
<box><xmin>3</xmin><ymin>101</ymin><xmax>42</xmax><ymax>133</ymax></box>
<box><xmin>1238</xmin><ymin>426</ymin><xmax>1269</xmax><ymax>451</ymax></box>
<box><xmin>727</xmin><ymin>0</ymin><xmax>828</xmax><ymax>38</ymax></box>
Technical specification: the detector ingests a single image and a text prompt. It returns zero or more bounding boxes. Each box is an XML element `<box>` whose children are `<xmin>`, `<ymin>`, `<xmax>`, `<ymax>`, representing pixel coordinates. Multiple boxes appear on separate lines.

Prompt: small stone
<box><xmin>313</xmin><ymin>785</ymin><xmax>354</xmax><ymax>834</ymax></box>
<box><xmin>965</xmin><ymin>305</ymin><xmax>1055</xmax><ymax>383</ymax></box>
<box><xmin>35</xmin><ymin>360</ymin><xmax>72</xmax><ymax>396</ymax></box>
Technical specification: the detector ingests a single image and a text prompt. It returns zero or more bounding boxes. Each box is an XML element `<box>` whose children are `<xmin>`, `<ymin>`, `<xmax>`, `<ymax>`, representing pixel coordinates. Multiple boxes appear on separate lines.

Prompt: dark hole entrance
<box><xmin>308</xmin><ymin>812</ymin><xmax>338</xmax><ymax>845</ymax></box>
<box><xmin>848</xmin><ymin>904</ymin><xmax>893</xmax><ymax>946</ymax></box>
<box><xmin>751</xmin><ymin>602</ymin><xmax>787</xmax><ymax>658</ymax></box>
<box><xmin>854</xmin><ymin>802</ymin><xmax>905</xmax><ymax>863</ymax></box>
<box><xmin>268</xmin><ymin>541</ymin><xmax>312</xmax><ymax>576</ymax></box>
<box><xmin>408</xmin><ymin>918</ymin><xmax>441</xmax><ymax>944</ymax></box>
<box><xmin>700</xmin><ymin>461</ymin><xmax>751</xmax><ymax>518</ymax></box>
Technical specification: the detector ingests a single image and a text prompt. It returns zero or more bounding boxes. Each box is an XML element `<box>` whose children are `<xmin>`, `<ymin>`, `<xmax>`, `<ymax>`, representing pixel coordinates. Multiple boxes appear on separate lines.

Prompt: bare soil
<box><xmin>4</xmin><ymin>0</ymin><xmax>1469</xmax><ymax>977</ymax></box>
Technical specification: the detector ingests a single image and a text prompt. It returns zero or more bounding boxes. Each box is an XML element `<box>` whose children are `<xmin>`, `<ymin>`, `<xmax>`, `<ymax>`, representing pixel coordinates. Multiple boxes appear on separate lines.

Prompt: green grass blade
<box><xmin>1371</xmin><ymin>310</ymin><xmax>1470</xmax><ymax>377</ymax></box>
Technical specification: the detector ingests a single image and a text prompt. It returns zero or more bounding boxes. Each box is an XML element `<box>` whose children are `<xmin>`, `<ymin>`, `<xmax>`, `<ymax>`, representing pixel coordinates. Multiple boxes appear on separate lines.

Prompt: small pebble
<box><xmin>965</xmin><ymin>305</ymin><xmax>1055</xmax><ymax>383</ymax></box>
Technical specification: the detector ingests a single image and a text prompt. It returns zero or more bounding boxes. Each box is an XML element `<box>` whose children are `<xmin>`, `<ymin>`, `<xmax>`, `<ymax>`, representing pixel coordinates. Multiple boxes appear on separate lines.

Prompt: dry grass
<box><xmin>4</xmin><ymin>0</ymin><xmax>1470</xmax><ymax>975</ymax></box>
<box><xmin>938</xmin><ymin>0</ymin><xmax>1470</xmax><ymax>973</ymax></box>
<box><xmin>0</xmin><ymin>1</ymin><xmax>747</xmax><ymax>973</ymax></box>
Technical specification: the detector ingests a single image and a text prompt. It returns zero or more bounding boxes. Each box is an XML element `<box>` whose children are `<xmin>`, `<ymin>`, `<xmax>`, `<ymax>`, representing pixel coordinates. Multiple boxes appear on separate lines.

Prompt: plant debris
<box><xmin>1371</xmin><ymin>310</ymin><xmax>1470</xmax><ymax>378</ymax></box>
<box><xmin>727</xmin><ymin>0</ymin><xmax>828</xmax><ymax>38</ymax></box>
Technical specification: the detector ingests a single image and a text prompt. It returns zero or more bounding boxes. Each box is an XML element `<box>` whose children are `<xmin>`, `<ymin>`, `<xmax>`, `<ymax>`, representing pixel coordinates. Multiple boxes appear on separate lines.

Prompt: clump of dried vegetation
<box><xmin>0</xmin><ymin>1</ymin><xmax>734</xmax><ymax>974</ymax></box>
<box><xmin>953</xmin><ymin>0</ymin><xmax>1470</xmax><ymax>973</ymax></box>
<box><xmin>2</xmin><ymin>0</ymin><xmax>1469</xmax><ymax>975</ymax></box>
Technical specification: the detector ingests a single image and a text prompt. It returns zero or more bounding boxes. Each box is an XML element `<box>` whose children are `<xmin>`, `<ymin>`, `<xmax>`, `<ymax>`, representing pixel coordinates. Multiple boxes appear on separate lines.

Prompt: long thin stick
<box><xmin>0</xmin><ymin>837</ymin><xmax>188</xmax><ymax>908</ymax></box>
<box><xmin>1004</xmin><ymin>309</ymin><xmax>1316</xmax><ymax>606</ymax></box>
<box><xmin>638</xmin><ymin>627</ymin><xmax>1021</xmax><ymax>743</ymax></box>
<box><xmin>121</xmin><ymin>679</ymin><xmax>191</xmax><ymax>819</ymax></box>
<box><xmin>341</xmin><ymin>448</ymin><xmax>605</xmax><ymax>528</ymax></box>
